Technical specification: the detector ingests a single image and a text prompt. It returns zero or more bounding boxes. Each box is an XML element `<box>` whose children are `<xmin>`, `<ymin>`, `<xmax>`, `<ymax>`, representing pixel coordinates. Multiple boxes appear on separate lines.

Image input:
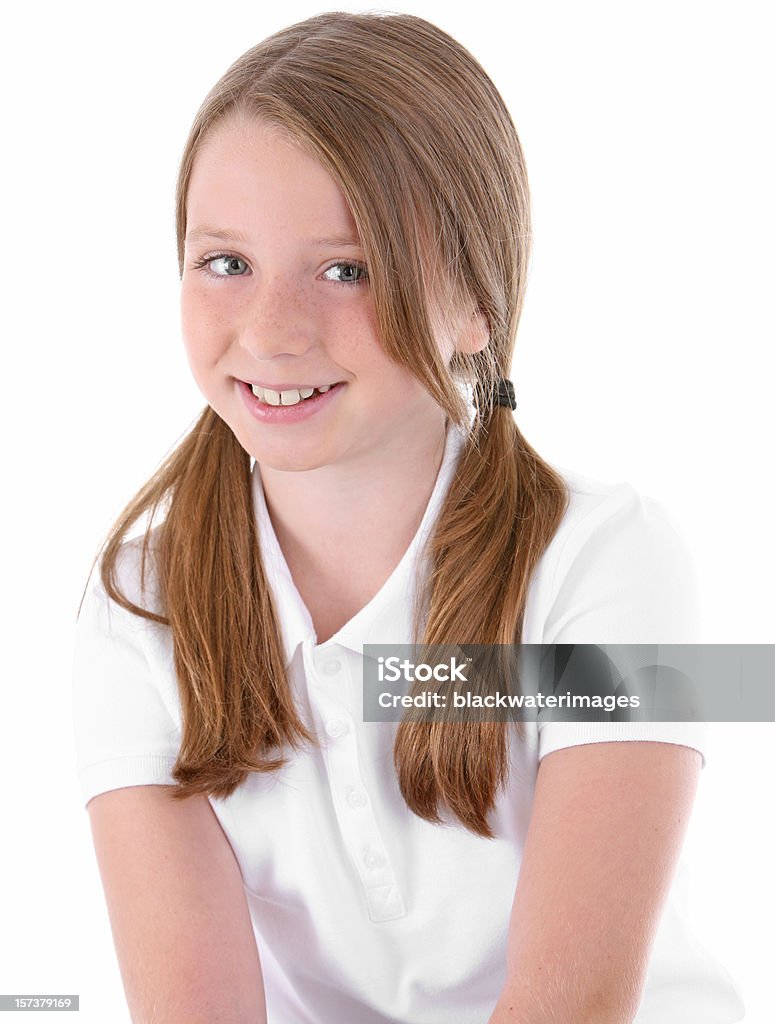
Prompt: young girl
<box><xmin>72</xmin><ymin>12</ymin><xmax>745</xmax><ymax>1024</ymax></box>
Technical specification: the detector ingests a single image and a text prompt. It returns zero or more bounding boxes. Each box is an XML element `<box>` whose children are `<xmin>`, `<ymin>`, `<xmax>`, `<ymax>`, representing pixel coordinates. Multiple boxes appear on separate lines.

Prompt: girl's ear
<box><xmin>454</xmin><ymin>308</ymin><xmax>490</xmax><ymax>355</ymax></box>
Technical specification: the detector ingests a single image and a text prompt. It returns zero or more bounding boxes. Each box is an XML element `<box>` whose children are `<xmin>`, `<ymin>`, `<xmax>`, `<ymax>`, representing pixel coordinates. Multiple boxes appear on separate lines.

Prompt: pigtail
<box><xmin>394</xmin><ymin>411</ymin><xmax>569</xmax><ymax>837</ymax></box>
<box><xmin>90</xmin><ymin>405</ymin><xmax>314</xmax><ymax>802</ymax></box>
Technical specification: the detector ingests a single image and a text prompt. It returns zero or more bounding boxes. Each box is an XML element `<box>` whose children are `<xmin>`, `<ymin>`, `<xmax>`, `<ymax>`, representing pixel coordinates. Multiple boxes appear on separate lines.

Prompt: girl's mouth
<box><xmin>247</xmin><ymin>381</ymin><xmax>341</xmax><ymax>406</ymax></box>
<box><xmin>238</xmin><ymin>379</ymin><xmax>346</xmax><ymax>422</ymax></box>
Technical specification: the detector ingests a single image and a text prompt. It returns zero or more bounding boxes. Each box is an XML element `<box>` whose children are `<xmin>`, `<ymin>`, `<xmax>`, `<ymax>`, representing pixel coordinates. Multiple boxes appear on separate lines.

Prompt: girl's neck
<box><xmin>257</xmin><ymin>417</ymin><xmax>449</xmax><ymax>638</ymax></box>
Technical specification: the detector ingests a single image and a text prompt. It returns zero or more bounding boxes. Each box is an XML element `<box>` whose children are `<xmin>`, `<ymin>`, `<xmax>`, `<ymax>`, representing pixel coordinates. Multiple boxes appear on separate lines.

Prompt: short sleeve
<box><xmin>71</xmin><ymin>560</ymin><xmax>180</xmax><ymax>809</ymax></box>
<box><xmin>537</xmin><ymin>482</ymin><xmax>709</xmax><ymax>768</ymax></box>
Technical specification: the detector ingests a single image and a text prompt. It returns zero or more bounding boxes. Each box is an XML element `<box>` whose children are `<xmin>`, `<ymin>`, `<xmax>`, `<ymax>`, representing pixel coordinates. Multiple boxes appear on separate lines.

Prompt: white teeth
<box><xmin>249</xmin><ymin>383</ymin><xmax>336</xmax><ymax>405</ymax></box>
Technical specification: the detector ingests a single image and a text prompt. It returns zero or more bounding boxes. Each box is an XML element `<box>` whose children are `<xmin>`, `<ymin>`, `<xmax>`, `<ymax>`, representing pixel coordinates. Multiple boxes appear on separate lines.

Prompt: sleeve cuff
<box><xmin>78</xmin><ymin>754</ymin><xmax>180</xmax><ymax>809</ymax></box>
<box><xmin>538</xmin><ymin>720</ymin><xmax>709</xmax><ymax>769</ymax></box>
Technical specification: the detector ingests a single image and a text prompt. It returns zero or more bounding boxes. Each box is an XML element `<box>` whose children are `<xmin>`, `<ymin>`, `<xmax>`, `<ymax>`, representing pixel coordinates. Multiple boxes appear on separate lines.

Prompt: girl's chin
<box><xmin>234</xmin><ymin>431</ymin><xmax>340</xmax><ymax>470</ymax></box>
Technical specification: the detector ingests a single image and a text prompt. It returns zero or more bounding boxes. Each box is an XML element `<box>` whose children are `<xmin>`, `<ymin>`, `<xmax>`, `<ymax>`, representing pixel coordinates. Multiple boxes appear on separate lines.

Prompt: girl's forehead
<box><xmin>198</xmin><ymin>112</ymin><xmax>315</xmax><ymax>167</ymax></box>
<box><xmin>186</xmin><ymin>120</ymin><xmax>357</xmax><ymax>233</ymax></box>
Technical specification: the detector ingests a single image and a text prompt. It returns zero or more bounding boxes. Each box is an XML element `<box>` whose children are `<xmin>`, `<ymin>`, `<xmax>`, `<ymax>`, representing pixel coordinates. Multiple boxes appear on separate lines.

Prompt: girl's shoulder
<box><xmin>524</xmin><ymin>463</ymin><xmax>700</xmax><ymax>644</ymax></box>
<box><xmin>85</xmin><ymin>524</ymin><xmax>167</xmax><ymax>635</ymax></box>
<box><xmin>553</xmin><ymin>461</ymin><xmax>640</xmax><ymax>511</ymax></box>
<box><xmin>547</xmin><ymin>462</ymin><xmax>690</xmax><ymax>562</ymax></box>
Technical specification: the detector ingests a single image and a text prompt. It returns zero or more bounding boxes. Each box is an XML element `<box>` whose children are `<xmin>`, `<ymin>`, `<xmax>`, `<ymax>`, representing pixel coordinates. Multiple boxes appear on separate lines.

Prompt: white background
<box><xmin>1</xmin><ymin>1</ymin><xmax>772</xmax><ymax>1020</ymax></box>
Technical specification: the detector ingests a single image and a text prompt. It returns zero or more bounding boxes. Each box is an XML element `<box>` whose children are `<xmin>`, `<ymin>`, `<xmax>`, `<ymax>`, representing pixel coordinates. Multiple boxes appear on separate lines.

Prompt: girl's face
<box><xmin>180</xmin><ymin>115</ymin><xmax>483</xmax><ymax>474</ymax></box>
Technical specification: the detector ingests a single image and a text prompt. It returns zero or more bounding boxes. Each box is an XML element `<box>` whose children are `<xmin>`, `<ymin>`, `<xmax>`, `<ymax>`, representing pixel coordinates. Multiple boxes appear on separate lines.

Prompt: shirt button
<box><xmin>325</xmin><ymin>718</ymin><xmax>349</xmax><ymax>739</ymax></box>
<box><xmin>347</xmin><ymin>788</ymin><xmax>368</xmax><ymax>809</ymax></box>
<box><xmin>322</xmin><ymin>658</ymin><xmax>342</xmax><ymax>676</ymax></box>
<box><xmin>363</xmin><ymin>849</ymin><xmax>386</xmax><ymax>870</ymax></box>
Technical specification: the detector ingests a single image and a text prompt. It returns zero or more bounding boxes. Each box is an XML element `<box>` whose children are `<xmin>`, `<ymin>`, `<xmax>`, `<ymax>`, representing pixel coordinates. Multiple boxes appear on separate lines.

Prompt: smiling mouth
<box><xmin>244</xmin><ymin>381</ymin><xmax>344</xmax><ymax>406</ymax></box>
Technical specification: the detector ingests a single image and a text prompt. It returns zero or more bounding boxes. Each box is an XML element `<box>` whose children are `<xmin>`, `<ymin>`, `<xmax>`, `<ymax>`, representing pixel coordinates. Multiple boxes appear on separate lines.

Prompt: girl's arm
<box><xmin>488</xmin><ymin>740</ymin><xmax>702</xmax><ymax>1024</ymax></box>
<box><xmin>87</xmin><ymin>785</ymin><xmax>267</xmax><ymax>1024</ymax></box>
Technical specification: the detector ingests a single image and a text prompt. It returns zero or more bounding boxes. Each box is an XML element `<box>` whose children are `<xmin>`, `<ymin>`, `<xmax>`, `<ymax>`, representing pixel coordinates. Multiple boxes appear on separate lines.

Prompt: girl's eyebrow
<box><xmin>311</xmin><ymin>236</ymin><xmax>363</xmax><ymax>248</ymax></box>
<box><xmin>186</xmin><ymin>227</ymin><xmax>249</xmax><ymax>245</ymax></box>
<box><xmin>186</xmin><ymin>226</ymin><xmax>363</xmax><ymax>248</ymax></box>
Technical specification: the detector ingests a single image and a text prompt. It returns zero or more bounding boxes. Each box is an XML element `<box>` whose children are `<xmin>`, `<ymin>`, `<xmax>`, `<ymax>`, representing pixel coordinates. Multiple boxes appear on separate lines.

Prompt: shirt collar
<box><xmin>250</xmin><ymin>419</ymin><xmax>469</xmax><ymax>666</ymax></box>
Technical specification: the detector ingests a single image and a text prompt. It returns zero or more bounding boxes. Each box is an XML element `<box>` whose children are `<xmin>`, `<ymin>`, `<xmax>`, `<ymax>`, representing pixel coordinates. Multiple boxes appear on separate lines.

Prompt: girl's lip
<box><xmin>242</xmin><ymin>380</ymin><xmax>342</xmax><ymax>391</ymax></box>
<box><xmin>237</xmin><ymin>378</ymin><xmax>345</xmax><ymax>422</ymax></box>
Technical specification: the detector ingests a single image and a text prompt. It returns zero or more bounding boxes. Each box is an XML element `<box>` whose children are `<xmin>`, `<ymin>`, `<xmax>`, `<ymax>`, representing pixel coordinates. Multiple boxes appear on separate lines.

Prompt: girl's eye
<box><xmin>193</xmin><ymin>253</ymin><xmax>249</xmax><ymax>278</ymax></box>
<box><xmin>322</xmin><ymin>261</ymin><xmax>369</xmax><ymax>286</ymax></box>
<box><xmin>190</xmin><ymin>253</ymin><xmax>368</xmax><ymax>286</ymax></box>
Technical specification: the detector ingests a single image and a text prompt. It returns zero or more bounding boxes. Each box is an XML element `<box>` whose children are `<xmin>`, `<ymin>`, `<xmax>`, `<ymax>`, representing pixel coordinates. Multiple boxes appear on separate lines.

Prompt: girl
<box><xmin>72</xmin><ymin>12</ymin><xmax>744</xmax><ymax>1024</ymax></box>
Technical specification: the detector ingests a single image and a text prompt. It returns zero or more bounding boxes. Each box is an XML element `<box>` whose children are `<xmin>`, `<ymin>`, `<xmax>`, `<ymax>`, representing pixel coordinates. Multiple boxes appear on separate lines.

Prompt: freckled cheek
<box><xmin>324</xmin><ymin>306</ymin><xmax>386</xmax><ymax>362</ymax></box>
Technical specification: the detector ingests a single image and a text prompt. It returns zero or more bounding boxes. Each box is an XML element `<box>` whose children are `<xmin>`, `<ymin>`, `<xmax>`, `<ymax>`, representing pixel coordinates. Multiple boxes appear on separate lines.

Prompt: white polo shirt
<box><xmin>71</xmin><ymin>420</ymin><xmax>745</xmax><ymax>1024</ymax></box>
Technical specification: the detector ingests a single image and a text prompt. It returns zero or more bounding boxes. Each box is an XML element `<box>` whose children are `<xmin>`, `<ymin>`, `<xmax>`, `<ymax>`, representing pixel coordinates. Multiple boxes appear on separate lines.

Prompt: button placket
<box><xmin>330</xmin><ymin>788</ymin><xmax>406</xmax><ymax>921</ymax></box>
<box><xmin>325</xmin><ymin>718</ymin><xmax>350</xmax><ymax>739</ymax></box>
<box><xmin>305</xmin><ymin>643</ymin><xmax>407</xmax><ymax>922</ymax></box>
<box><xmin>346</xmin><ymin>786</ymin><xmax>369</xmax><ymax>809</ymax></box>
<box><xmin>363</xmin><ymin>848</ymin><xmax>386</xmax><ymax>871</ymax></box>
<box><xmin>365</xmin><ymin>884</ymin><xmax>404</xmax><ymax>921</ymax></box>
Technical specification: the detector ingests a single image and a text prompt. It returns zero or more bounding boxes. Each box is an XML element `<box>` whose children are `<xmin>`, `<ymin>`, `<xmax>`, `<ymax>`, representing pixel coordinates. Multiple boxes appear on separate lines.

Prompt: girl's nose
<box><xmin>238</xmin><ymin>281</ymin><xmax>318</xmax><ymax>361</ymax></box>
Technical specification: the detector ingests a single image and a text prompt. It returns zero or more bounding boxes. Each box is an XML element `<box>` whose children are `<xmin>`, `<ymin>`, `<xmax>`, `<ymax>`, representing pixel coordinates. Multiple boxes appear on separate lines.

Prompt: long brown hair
<box><xmin>82</xmin><ymin>12</ymin><xmax>569</xmax><ymax>838</ymax></box>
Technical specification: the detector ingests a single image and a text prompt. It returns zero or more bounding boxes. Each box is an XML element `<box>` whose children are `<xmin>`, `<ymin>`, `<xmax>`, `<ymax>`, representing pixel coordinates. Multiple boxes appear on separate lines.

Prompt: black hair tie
<box><xmin>495</xmin><ymin>377</ymin><xmax>517</xmax><ymax>410</ymax></box>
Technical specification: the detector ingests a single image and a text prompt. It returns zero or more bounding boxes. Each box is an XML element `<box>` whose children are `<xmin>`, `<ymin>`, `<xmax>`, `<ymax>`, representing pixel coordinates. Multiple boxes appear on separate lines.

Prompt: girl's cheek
<box><xmin>183</xmin><ymin>329</ymin><xmax>226</xmax><ymax>366</ymax></box>
<box><xmin>181</xmin><ymin>285</ymin><xmax>229</xmax><ymax>329</ymax></box>
<box><xmin>191</xmin><ymin>288</ymin><xmax>243</xmax><ymax>325</ymax></box>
